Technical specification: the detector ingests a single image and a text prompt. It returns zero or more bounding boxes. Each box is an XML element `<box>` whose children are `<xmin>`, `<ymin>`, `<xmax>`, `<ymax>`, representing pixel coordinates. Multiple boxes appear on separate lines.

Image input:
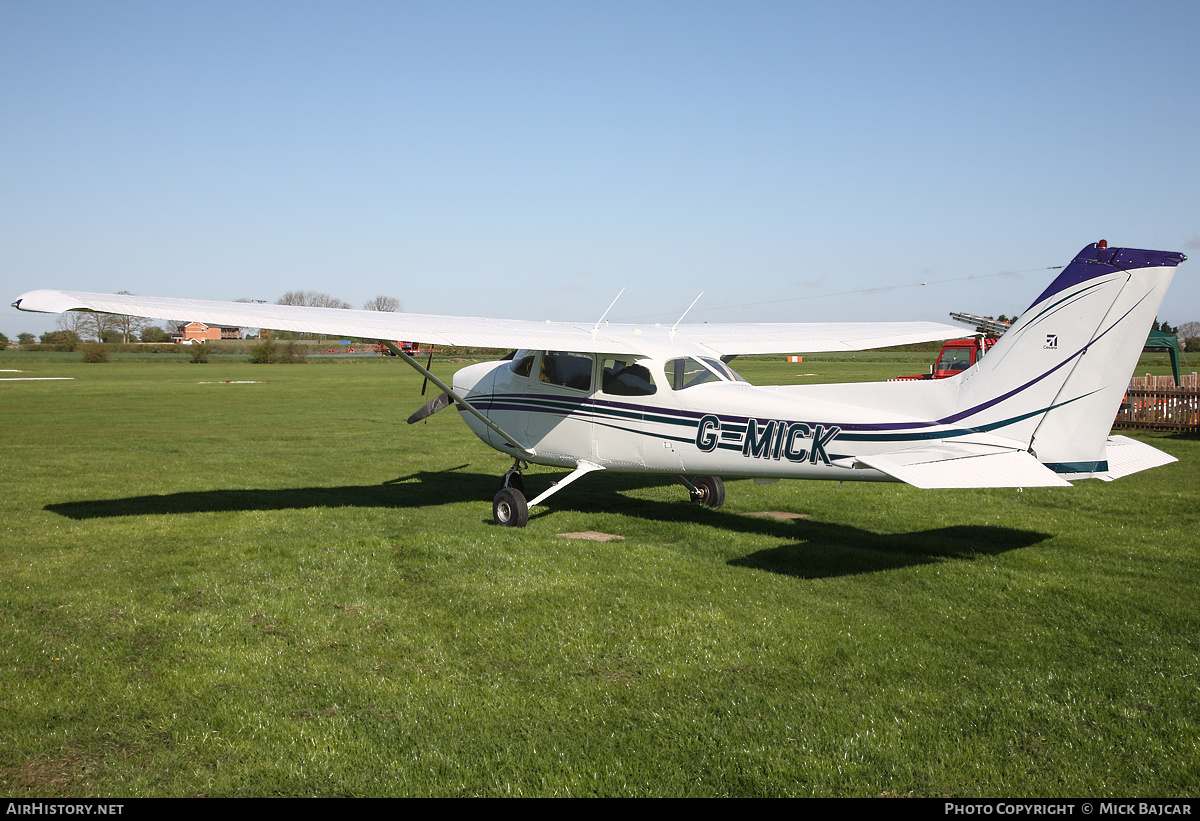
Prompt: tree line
<box><xmin>2</xmin><ymin>291</ymin><xmax>402</xmax><ymax>348</ymax></box>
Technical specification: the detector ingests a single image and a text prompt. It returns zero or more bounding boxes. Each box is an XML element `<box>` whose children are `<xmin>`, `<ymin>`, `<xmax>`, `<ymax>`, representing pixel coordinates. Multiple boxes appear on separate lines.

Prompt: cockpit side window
<box><xmin>510</xmin><ymin>349</ymin><xmax>536</xmax><ymax>378</ymax></box>
<box><xmin>601</xmin><ymin>358</ymin><xmax>657</xmax><ymax>396</ymax></box>
<box><xmin>666</xmin><ymin>357</ymin><xmax>723</xmax><ymax>390</ymax></box>
<box><xmin>540</xmin><ymin>351</ymin><xmax>594</xmax><ymax>391</ymax></box>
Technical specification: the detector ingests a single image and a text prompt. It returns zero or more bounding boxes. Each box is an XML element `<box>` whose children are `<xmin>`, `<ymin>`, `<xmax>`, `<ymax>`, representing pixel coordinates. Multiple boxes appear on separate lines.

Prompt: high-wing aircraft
<box><xmin>14</xmin><ymin>241</ymin><xmax>1186</xmax><ymax>527</ymax></box>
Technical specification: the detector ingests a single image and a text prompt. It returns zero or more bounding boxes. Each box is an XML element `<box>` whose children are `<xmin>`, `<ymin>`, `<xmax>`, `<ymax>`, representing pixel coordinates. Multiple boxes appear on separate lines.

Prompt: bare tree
<box><xmin>277</xmin><ymin>291</ymin><xmax>351</xmax><ymax>309</ymax></box>
<box><xmin>363</xmin><ymin>295</ymin><xmax>401</xmax><ymax>312</ymax></box>
<box><xmin>275</xmin><ymin>291</ymin><xmax>350</xmax><ymax>339</ymax></box>
<box><xmin>1177</xmin><ymin>320</ymin><xmax>1200</xmax><ymax>351</ymax></box>
<box><xmin>56</xmin><ymin>312</ymin><xmax>89</xmax><ymax>338</ymax></box>
<box><xmin>85</xmin><ymin>313</ymin><xmax>117</xmax><ymax>342</ymax></box>
<box><xmin>104</xmin><ymin>291</ymin><xmax>150</xmax><ymax>343</ymax></box>
<box><xmin>57</xmin><ymin>311</ymin><xmax>113</xmax><ymax>342</ymax></box>
<box><xmin>110</xmin><ymin>316</ymin><xmax>147</xmax><ymax>342</ymax></box>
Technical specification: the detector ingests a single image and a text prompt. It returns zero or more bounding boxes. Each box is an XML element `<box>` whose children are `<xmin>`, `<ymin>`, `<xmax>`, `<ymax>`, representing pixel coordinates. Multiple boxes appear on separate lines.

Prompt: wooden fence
<box><xmin>1113</xmin><ymin>372</ymin><xmax>1200</xmax><ymax>432</ymax></box>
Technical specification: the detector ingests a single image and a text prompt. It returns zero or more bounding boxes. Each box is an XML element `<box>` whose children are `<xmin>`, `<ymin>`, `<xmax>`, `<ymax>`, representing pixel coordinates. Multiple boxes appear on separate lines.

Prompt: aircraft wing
<box><xmin>12</xmin><ymin>289</ymin><xmax>962</xmax><ymax>357</ymax></box>
<box><xmin>845</xmin><ymin>443</ymin><xmax>1073</xmax><ymax>488</ymax></box>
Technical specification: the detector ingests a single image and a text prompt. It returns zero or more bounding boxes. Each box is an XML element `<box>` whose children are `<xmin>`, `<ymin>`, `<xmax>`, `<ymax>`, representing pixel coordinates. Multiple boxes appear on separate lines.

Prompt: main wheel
<box><xmin>690</xmin><ymin>475</ymin><xmax>725</xmax><ymax>509</ymax></box>
<box><xmin>493</xmin><ymin>487</ymin><xmax>529</xmax><ymax>527</ymax></box>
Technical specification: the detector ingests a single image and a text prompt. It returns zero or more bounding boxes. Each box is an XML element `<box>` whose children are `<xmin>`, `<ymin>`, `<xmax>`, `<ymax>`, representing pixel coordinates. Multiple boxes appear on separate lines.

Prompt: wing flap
<box><xmin>854</xmin><ymin>443</ymin><xmax>1072</xmax><ymax>488</ymax></box>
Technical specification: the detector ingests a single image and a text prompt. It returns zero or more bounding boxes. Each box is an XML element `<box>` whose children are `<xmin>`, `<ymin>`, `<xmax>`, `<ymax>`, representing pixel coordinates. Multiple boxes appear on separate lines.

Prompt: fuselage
<box><xmin>451</xmin><ymin>351</ymin><xmax>1013</xmax><ymax>482</ymax></box>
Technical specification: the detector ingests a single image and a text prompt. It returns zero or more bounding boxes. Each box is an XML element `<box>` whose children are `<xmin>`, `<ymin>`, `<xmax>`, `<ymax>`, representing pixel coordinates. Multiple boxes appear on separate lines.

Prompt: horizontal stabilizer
<box><xmin>853</xmin><ymin>443</ymin><xmax>1071</xmax><ymax>489</ymax></box>
<box><xmin>1097</xmin><ymin>435</ymin><xmax>1177</xmax><ymax>480</ymax></box>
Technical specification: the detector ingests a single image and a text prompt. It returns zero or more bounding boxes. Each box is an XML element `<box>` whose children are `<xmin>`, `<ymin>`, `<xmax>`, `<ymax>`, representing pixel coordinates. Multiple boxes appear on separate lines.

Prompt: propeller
<box><xmin>407</xmin><ymin>391</ymin><xmax>455</xmax><ymax>424</ymax></box>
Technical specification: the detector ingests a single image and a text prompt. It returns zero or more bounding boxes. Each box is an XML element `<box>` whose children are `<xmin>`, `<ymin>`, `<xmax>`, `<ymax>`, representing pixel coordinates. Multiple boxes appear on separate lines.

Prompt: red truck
<box><xmin>890</xmin><ymin>336</ymin><xmax>999</xmax><ymax>381</ymax></box>
<box><xmin>374</xmin><ymin>341</ymin><xmax>422</xmax><ymax>356</ymax></box>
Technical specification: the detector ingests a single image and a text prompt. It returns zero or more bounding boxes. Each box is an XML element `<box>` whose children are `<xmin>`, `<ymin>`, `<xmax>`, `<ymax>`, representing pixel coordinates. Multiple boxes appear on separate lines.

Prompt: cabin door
<box><xmin>524</xmin><ymin>351</ymin><xmax>598</xmax><ymax>467</ymax></box>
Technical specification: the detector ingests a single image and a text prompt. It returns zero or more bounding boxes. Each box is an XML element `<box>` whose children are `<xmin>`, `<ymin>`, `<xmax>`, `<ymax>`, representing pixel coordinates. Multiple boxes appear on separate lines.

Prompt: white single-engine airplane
<box><xmin>14</xmin><ymin>241</ymin><xmax>1186</xmax><ymax>527</ymax></box>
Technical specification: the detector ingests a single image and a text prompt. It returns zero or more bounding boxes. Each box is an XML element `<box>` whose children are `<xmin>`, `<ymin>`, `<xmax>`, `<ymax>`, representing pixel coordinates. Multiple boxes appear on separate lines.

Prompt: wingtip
<box><xmin>12</xmin><ymin>289</ymin><xmax>88</xmax><ymax>314</ymax></box>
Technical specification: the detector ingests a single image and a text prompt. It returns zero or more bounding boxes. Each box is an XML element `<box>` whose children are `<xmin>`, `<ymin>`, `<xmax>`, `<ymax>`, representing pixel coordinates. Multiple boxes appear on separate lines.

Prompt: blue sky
<box><xmin>3</xmin><ymin>1</ymin><xmax>1198</xmax><ymax>338</ymax></box>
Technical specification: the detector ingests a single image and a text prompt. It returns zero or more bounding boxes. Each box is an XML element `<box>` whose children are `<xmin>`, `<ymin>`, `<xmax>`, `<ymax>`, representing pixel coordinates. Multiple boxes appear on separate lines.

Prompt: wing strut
<box><xmin>380</xmin><ymin>341</ymin><xmax>537</xmax><ymax>459</ymax></box>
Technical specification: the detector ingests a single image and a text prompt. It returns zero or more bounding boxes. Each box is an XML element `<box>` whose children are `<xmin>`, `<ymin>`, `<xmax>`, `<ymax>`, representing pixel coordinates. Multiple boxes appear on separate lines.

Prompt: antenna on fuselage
<box><xmin>670</xmin><ymin>292</ymin><xmax>704</xmax><ymax>334</ymax></box>
<box><xmin>593</xmin><ymin>288</ymin><xmax>626</xmax><ymax>331</ymax></box>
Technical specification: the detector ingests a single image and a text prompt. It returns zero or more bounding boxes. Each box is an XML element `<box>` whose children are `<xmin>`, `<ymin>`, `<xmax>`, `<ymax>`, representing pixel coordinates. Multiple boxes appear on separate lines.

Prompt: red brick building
<box><xmin>173</xmin><ymin>322</ymin><xmax>242</xmax><ymax>342</ymax></box>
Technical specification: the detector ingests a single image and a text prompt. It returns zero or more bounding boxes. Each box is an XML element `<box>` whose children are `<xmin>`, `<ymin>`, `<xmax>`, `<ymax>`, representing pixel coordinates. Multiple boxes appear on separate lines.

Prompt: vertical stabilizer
<box><xmin>949</xmin><ymin>242</ymin><xmax>1184</xmax><ymax>472</ymax></box>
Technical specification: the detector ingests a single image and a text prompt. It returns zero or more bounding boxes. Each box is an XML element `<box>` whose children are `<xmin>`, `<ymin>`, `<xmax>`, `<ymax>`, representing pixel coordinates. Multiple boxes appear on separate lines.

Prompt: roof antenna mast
<box><xmin>593</xmin><ymin>287</ymin><xmax>626</xmax><ymax>331</ymax></box>
<box><xmin>671</xmin><ymin>292</ymin><xmax>704</xmax><ymax>334</ymax></box>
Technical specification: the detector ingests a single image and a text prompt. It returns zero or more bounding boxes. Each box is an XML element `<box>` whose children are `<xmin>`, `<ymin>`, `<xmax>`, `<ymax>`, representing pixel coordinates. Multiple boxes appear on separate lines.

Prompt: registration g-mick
<box><xmin>696</xmin><ymin>414</ymin><xmax>841</xmax><ymax>465</ymax></box>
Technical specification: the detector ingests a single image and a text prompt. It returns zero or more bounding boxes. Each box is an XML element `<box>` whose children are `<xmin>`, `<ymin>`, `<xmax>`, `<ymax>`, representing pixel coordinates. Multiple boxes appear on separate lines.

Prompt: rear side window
<box><xmin>540</xmin><ymin>351</ymin><xmax>594</xmax><ymax>391</ymax></box>
<box><xmin>602</xmin><ymin>358</ymin><xmax>657</xmax><ymax>396</ymax></box>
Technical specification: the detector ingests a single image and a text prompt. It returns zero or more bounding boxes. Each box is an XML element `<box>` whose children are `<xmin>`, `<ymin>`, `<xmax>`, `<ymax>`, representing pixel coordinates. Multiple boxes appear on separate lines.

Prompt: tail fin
<box><xmin>950</xmin><ymin>242</ymin><xmax>1185</xmax><ymax>474</ymax></box>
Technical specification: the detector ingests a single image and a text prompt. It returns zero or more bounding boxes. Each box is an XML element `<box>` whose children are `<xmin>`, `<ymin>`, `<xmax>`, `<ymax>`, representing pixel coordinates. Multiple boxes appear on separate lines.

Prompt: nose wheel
<box><xmin>495</xmin><ymin>459</ymin><xmax>528</xmax><ymax>527</ymax></box>
<box><xmin>492</xmin><ymin>459</ymin><xmax>605</xmax><ymax>527</ymax></box>
<box><xmin>493</xmin><ymin>487</ymin><xmax>529</xmax><ymax>527</ymax></box>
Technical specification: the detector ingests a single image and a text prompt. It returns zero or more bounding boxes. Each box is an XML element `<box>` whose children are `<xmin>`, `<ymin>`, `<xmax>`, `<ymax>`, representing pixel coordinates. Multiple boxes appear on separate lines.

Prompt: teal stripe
<box><xmin>1045</xmin><ymin>461</ymin><xmax>1108</xmax><ymax>474</ymax></box>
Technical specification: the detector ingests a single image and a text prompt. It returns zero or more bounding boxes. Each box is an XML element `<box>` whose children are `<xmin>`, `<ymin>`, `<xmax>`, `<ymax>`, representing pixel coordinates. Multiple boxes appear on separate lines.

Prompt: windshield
<box><xmin>936</xmin><ymin>347</ymin><xmax>972</xmax><ymax>372</ymax></box>
<box><xmin>704</xmin><ymin>358</ymin><xmax>748</xmax><ymax>383</ymax></box>
<box><xmin>509</xmin><ymin>349</ymin><xmax>536</xmax><ymax>377</ymax></box>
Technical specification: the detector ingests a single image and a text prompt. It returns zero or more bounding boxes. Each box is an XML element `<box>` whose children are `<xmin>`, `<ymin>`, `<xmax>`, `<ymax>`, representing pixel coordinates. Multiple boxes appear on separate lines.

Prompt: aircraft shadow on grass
<box><xmin>724</xmin><ymin>522</ymin><xmax>1049</xmax><ymax>580</ymax></box>
<box><xmin>550</xmin><ymin>473</ymin><xmax>1051</xmax><ymax>579</ymax></box>
<box><xmin>45</xmin><ymin>467</ymin><xmax>1050</xmax><ymax>579</ymax></box>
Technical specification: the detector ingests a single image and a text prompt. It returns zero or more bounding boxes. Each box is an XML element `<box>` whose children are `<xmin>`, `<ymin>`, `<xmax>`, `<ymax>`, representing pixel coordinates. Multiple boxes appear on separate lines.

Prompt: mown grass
<box><xmin>0</xmin><ymin>353</ymin><xmax>1196</xmax><ymax>796</ymax></box>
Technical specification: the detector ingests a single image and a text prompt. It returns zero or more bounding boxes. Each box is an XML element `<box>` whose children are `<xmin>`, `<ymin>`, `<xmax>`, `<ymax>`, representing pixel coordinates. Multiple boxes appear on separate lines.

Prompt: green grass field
<box><xmin>1</xmin><ymin>353</ymin><xmax>1196</xmax><ymax>797</ymax></box>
